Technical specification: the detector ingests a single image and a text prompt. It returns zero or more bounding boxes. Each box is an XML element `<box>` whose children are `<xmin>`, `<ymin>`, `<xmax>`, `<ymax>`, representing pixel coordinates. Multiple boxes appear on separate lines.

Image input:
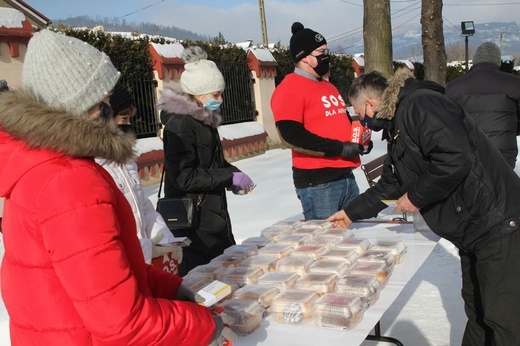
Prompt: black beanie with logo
<box><xmin>289</xmin><ymin>22</ymin><xmax>327</xmax><ymax>63</ymax></box>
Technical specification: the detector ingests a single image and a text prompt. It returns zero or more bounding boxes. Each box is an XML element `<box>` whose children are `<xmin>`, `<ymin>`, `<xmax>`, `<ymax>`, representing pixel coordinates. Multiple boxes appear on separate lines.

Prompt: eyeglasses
<box><xmin>310</xmin><ymin>48</ymin><xmax>330</xmax><ymax>57</ymax></box>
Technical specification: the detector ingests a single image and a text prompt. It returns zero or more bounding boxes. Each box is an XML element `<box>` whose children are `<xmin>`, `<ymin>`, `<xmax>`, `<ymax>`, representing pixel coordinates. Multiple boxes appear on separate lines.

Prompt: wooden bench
<box><xmin>360</xmin><ymin>153</ymin><xmax>408</xmax><ymax>222</ymax></box>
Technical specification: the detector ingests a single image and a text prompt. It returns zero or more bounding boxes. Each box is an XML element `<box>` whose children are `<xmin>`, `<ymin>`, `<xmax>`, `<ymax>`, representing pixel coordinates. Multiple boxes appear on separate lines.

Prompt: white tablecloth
<box><xmin>234</xmin><ymin>221</ymin><xmax>439</xmax><ymax>346</ymax></box>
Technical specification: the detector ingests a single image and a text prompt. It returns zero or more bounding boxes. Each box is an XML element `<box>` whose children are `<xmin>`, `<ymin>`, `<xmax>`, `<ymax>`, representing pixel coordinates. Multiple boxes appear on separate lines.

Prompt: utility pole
<box><xmin>259</xmin><ymin>0</ymin><xmax>269</xmax><ymax>47</ymax></box>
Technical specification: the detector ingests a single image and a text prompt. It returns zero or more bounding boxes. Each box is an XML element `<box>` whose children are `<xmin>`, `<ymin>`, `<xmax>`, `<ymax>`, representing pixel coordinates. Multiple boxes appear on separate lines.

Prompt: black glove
<box><xmin>209</xmin><ymin>314</ymin><xmax>238</xmax><ymax>346</ymax></box>
<box><xmin>340</xmin><ymin>142</ymin><xmax>364</xmax><ymax>159</ymax></box>
<box><xmin>174</xmin><ymin>284</ymin><xmax>205</xmax><ymax>304</ymax></box>
<box><xmin>362</xmin><ymin>140</ymin><xmax>374</xmax><ymax>155</ymax></box>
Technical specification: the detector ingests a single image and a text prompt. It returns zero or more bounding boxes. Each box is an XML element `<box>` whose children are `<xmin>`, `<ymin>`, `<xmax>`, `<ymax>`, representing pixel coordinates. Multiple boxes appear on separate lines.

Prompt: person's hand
<box><xmin>325</xmin><ymin>210</ymin><xmax>353</xmax><ymax>229</ymax></box>
<box><xmin>395</xmin><ymin>193</ymin><xmax>419</xmax><ymax>213</ymax></box>
<box><xmin>232</xmin><ymin>172</ymin><xmax>254</xmax><ymax>191</ymax></box>
<box><xmin>341</xmin><ymin>142</ymin><xmax>363</xmax><ymax>159</ymax></box>
<box><xmin>170</xmin><ymin>243</ymin><xmax>183</xmax><ymax>263</ymax></box>
<box><xmin>175</xmin><ymin>283</ymin><xmax>205</xmax><ymax>304</ymax></box>
<box><xmin>151</xmin><ymin>233</ymin><xmax>176</xmax><ymax>258</ymax></box>
<box><xmin>209</xmin><ymin>314</ymin><xmax>238</xmax><ymax>346</ymax></box>
<box><xmin>362</xmin><ymin>140</ymin><xmax>374</xmax><ymax>155</ymax></box>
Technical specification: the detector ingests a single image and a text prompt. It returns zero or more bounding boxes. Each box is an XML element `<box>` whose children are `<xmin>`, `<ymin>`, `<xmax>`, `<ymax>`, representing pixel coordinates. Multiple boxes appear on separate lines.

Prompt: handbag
<box><xmin>156</xmin><ymin>195</ymin><xmax>201</xmax><ymax>230</ymax></box>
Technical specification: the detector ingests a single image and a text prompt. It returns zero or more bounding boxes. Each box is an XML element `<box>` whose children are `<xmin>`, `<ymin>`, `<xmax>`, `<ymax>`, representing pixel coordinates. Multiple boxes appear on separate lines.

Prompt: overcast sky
<box><xmin>25</xmin><ymin>0</ymin><xmax>520</xmax><ymax>45</ymax></box>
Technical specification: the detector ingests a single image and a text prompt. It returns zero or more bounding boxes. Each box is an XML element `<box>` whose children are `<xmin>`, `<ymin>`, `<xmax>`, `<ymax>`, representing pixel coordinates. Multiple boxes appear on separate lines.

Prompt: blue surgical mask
<box><xmin>203</xmin><ymin>98</ymin><xmax>222</xmax><ymax>112</ymax></box>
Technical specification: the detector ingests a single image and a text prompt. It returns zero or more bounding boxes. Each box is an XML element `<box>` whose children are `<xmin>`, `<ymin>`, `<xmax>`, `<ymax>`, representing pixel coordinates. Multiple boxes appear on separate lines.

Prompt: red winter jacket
<box><xmin>0</xmin><ymin>91</ymin><xmax>214</xmax><ymax>345</ymax></box>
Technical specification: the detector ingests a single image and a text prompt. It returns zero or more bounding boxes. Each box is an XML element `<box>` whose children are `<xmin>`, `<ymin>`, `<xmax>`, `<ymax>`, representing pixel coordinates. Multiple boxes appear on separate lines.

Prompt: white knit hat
<box><xmin>180</xmin><ymin>46</ymin><xmax>225</xmax><ymax>96</ymax></box>
<box><xmin>22</xmin><ymin>29</ymin><xmax>120</xmax><ymax>116</ymax></box>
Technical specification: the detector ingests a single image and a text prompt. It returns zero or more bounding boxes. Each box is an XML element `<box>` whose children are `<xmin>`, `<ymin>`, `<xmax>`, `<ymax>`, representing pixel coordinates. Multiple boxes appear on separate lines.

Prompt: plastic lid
<box><xmin>309</xmin><ymin>259</ymin><xmax>350</xmax><ymax>277</ymax></box>
<box><xmin>334</xmin><ymin>274</ymin><xmax>382</xmax><ymax>298</ymax></box>
<box><xmin>349</xmin><ymin>261</ymin><xmax>391</xmax><ymax>284</ymax></box>
<box><xmin>257</xmin><ymin>271</ymin><xmax>300</xmax><ymax>289</ymax></box>
<box><xmin>216</xmin><ymin>266</ymin><xmax>264</xmax><ymax>287</ymax></box>
<box><xmin>370</xmin><ymin>240</ymin><xmax>407</xmax><ymax>263</ymax></box>
<box><xmin>291</xmin><ymin>245</ymin><xmax>328</xmax><ymax>260</ymax></box>
<box><xmin>215</xmin><ymin>299</ymin><xmax>265</xmax><ymax>335</ymax></box>
<box><xmin>295</xmin><ymin>272</ymin><xmax>339</xmax><ymax>295</ymax></box>
<box><xmin>319</xmin><ymin>228</ymin><xmax>354</xmax><ymax>239</ymax></box>
<box><xmin>269</xmin><ymin>289</ymin><xmax>320</xmax><ymax>324</ymax></box>
<box><xmin>223</xmin><ymin>244</ymin><xmax>259</xmax><ymax>257</ymax></box>
<box><xmin>321</xmin><ymin>248</ymin><xmax>359</xmax><ymax>266</ymax></box>
<box><xmin>257</xmin><ymin>243</ymin><xmax>294</xmax><ymax>258</ymax></box>
<box><xmin>241</xmin><ymin>236</ymin><xmax>272</xmax><ymax>248</ymax></box>
<box><xmin>335</xmin><ymin>238</ymin><xmax>371</xmax><ymax>253</ymax></box>
<box><xmin>260</xmin><ymin>225</ymin><xmax>293</xmax><ymax>239</ymax></box>
<box><xmin>275</xmin><ymin>256</ymin><xmax>315</xmax><ymax>276</ymax></box>
<box><xmin>233</xmin><ymin>284</ymin><xmax>281</xmax><ymax>308</ymax></box>
<box><xmin>357</xmin><ymin>250</ymin><xmax>396</xmax><ymax>266</ymax></box>
<box><xmin>274</xmin><ymin>234</ymin><xmax>311</xmax><ymax>247</ymax></box>
<box><xmin>239</xmin><ymin>254</ymin><xmax>280</xmax><ymax>274</ymax></box>
<box><xmin>312</xmin><ymin>293</ymin><xmax>365</xmax><ymax>330</ymax></box>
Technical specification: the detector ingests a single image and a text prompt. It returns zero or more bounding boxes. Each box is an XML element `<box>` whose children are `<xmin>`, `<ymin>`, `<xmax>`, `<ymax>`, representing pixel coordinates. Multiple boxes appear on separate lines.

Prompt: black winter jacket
<box><xmin>158</xmin><ymin>89</ymin><xmax>239</xmax><ymax>270</ymax></box>
<box><xmin>345</xmin><ymin>69</ymin><xmax>520</xmax><ymax>252</ymax></box>
<box><xmin>445</xmin><ymin>62</ymin><xmax>520</xmax><ymax>168</ymax></box>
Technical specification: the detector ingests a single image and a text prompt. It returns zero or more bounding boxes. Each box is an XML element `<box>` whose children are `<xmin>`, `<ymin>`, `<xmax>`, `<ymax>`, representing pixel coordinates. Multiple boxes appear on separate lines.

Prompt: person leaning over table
<box><xmin>95</xmin><ymin>82</ymin><xmax>183</xmax><ymax>270</ymax></box>
<box><xmin>158</xmin><ymin>45</ymin><xmax>254</xmax><ymax>276</ymax></box>
<box><xmin>270</xmin><ymin>22</ymin><xmax>371</xmax><ymax>221</ymax></box>
<box><xmin>0</xmin><ymin>29</ymin><xmax>235</xmax><ymax>346</ymax></box>
<box><xmin>326</xmin><ymin>68</ymin><xmax>520</xmax><ymax>346</ymax></box>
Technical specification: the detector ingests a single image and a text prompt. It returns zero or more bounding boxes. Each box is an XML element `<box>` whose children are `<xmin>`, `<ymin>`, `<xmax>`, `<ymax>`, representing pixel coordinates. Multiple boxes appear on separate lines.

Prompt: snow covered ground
<box><xmin>1</xmin><ymin>136</ymin><xmax>519</xmax><ymax>345</ymax></box>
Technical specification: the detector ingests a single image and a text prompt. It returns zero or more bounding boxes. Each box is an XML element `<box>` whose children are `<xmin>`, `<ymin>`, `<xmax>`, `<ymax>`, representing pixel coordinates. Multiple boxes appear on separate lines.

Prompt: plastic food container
<box><xmin>210</xmin><ymin>254</ymin><xmax>247</xmax><ymax>267</ymax></box>
<box><xmin>294</xmin><ymin>272</ymin><xmax>339</xmax><ymax>295</ymax></box>
<box><xmin>187</xmin><ymin>262</ymin><xmax>227</xmax><ymax>278</ymax></box>
<box><xmin>304</xmin><ymin>235</ymin><xmax>343</xmax><ymax>248</ymax></box>
<box><xmin>318</xmin><ymin>228</ymin><xmax>354</xmax><ymax>239</ymax></box>
<box><xmin>214</xmin><ymin>299</ymin><xmax>265</xmax><ymax>335</ymax></box>
<box><xmin>241</xmin><ymin>236</ymin><xmax>272</xmax><ymax>248</ymax></box>
<box><xmin>299</xmin><ymin>220</ymin><xmax>333</xmax><ymax>230</ymax></box>
<box><xmin>357</xmin><ymin>250</ymin><xmax>396</xmax><ymax>266</ymax></box>
<box><xmin>312</xmin><ymin>293</ymin><xmax>365</xmax><ymax>330</ymax></box>
<box><xmin>216</xmin><ymin>266</ymin><xmax>264</xmax><ymax>287</ymax></box>
<box><xmin>369</xmin><ymin>240</ymin><xmax>407</xmax><ymax>264</ymax></box>
<box><xmin>308</xmin><ymin>259</ymin><xmax>350</xmax><ymax>277</ymax></box>
<box><xmin>257</xmin><ymin>244</ymin><xmax>294</xmax><ymax>258</ymax></box>
<box><xmin>257</xmin><ymin>272</ymin><xmax>300</xmax><ymax>290</ymax></box>
<box><xmin>291</xmin><ymin>227</ymin><xmax>323</xmax><ymax>237</ymax></box>
<box><xmin>181</xmin><ymin>272</ymin><xmax>214</xmax><ymax>292</ymax></box>
<box><xmin>233</xmin><ymin>284</ymin><xmax>281</xmax><ymax>308</ymax></box>
<box><xmin>239</xmin><ymin>254</ymin><xmax>279</xmax><ymax>274</ymax></box>
<box><xmin>275</xmin><ymin>256</ymin><xmax>315</xmax><ymax>276</ymax></box>
<box><xmin>269</xmin><ymin>289</ymin><xmax>320</xmax><ymax>325</ymax></box>
<box><xmin>272</xmin><ymin>220</ymin><xmax>303</xmax><ymax>230</ymax></box>
<box><xmin>274</xmin><ymin>234</ymin><xmax>311</xmax><ymax>247</ymax></box>
<box><xmin>260</xmin><ymin>226</ymin><xmax>293</xmax><ymax>240</ymax></box>
<box><xmin>335</xmin><ymin>238</ymin><xmax>371</xmax><ymax>254</ymax></box>
<box><xmin>321</xmin><ymin>248</ymin><xmax>359</xmax><ymax>266</ymax></box>
<box><xmin>348</xmin><ymin>261</ymin><xmax>392</xmax><ymax>285</ymax></box>
<box><xmin>334</xmin><ymin>274</ymin><xmax>382</xmax><ymax>307</ymax></box>
<box><xmin>223</xmin><ymin>244</ymin><xmax>259</xmax><ymax>258</ymax></box>
<box><xmin>290</xmin><ymin>245</ymin><xmax>328</xmax><ymax>260</ymax></box>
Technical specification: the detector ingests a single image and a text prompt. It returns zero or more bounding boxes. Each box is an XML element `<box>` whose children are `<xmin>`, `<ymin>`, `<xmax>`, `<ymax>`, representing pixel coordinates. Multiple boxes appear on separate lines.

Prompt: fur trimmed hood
<box><xmin>0</xmin><ymin>90</ymin><xmax>136</xmax><ymax>164</ymax></box>
<box><xmin>157</xmin><ymin>88</ymin><xmax>222</xmax><ymax>128</ymax></box>
<box><xmin>376</xmin><ymin>68</ymin><xmax>445</xmax><ymax>121</ymax></box>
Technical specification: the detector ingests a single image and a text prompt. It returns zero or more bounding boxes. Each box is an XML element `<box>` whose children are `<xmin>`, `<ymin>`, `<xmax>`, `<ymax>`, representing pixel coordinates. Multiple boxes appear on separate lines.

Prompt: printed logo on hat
<box><xmin>315</xmin><ymin>34</ymin><xmax>324</xmax><ymax>42</ymax></box>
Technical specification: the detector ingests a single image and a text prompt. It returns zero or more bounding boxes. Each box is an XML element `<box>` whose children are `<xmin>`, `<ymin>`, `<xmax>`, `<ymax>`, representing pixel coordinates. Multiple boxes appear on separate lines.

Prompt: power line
<box><xmin>116</xmin><ymin>0</ymin><xmax>167</xmax><ymax>20</ymax></box>
<box><xmin>444</xmin><ymin>2</ymin><xmax>520</xmax><ymax>5</ymax></box>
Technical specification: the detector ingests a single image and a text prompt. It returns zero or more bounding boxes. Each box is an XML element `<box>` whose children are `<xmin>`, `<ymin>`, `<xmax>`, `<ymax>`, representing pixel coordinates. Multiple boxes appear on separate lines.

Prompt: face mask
<box><xmin>361</xmin><ymin>112</ymin><xmax>384</xmax><ymax>132</ymax></box>
<box><xmin>118</xmin><ymin>124</ymin><xmax>134</xmax><ymax>134</ymax></box>
<box><xmin>203</xmin><ymin>98</ymin><xmax>222</xmax><ymax>112</ymax></box>
<box><xmin>312</xmin><ymin>53</ymin><xmax>330</xmax><ymax>77</ymax></box>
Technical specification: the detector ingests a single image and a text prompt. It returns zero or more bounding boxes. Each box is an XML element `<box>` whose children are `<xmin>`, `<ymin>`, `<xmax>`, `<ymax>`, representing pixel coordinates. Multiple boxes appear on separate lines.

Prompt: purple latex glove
<box><xmin>232</xmin><ymin>172</ymin><xmax>253</xmax><ymax>191</ymax></box>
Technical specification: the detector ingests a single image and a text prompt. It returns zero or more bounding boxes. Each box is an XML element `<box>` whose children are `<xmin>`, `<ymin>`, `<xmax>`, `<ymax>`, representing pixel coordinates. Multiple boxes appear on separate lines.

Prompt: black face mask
<box><xmin>312</xmin><ymin>53</ymin><xmax>330</xmax><ymax>77</ymax></box>
<box><xmin>361</xmin><ymin>112</ymin><xmax>384</xmax><ymax>132</ymax></box>
<box><xmin>118</xmin><ymin>124</ymin><xmax>134</xmax><ymax>134</ymax></box>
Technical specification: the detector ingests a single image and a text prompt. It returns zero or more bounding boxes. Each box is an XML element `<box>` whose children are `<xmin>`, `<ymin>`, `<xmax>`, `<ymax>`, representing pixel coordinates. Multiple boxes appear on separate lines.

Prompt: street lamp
<box><xmin>461</xmin><ymin>21</ymin><xmax>475</xmax><ymax>72</ymax></box>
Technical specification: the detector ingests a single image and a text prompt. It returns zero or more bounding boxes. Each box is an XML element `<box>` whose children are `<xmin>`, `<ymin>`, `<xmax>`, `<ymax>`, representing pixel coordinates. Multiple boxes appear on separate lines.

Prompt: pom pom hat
<box><xmin>473</xmin><ymin>42</ymin><xmax>502</xmax><ymax>66</ymax></box>
<box><xmin>290</xmin><ymin>22</ymin><xmax>327</xmax><ymax>63</ymax></box>
<box><xmin>22</xmin><ymin>29</ymin><xmax>120</xmax><ymax>116</ymax></box>
<box><xmin>180</xmin><ymin>46</ymin><xmax>225</xmax><ymax>96</ymax></box>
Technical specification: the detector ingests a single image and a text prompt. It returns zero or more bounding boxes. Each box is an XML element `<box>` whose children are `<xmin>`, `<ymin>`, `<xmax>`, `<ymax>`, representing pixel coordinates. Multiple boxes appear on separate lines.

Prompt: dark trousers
<box><xmin>460</xmin><ymin>230</ymin><xmax>520</xmax><ymax>346</ymax></box>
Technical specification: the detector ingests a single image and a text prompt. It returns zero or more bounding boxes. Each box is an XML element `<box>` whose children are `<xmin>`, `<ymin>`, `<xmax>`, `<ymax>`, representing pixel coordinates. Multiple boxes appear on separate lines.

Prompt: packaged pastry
<box><xmin>181</xmin><ymin>272</ymin><xmax>214</xmax><ymax>292</ymax></box>
<box><xmin>241</xmin><ymin>236</ymin><xmax>271</xmax><ymax>248</ymax></box>
<box><xmin>321</xmin><ymin>248</ymin><xmax>359</xmax><ymax>266</ymax></box>
<box><xmin>210</xmin><ymin>253</ymin><xmax>247</xmax><ymax>267</ymax></box>
<box><xmin>257</xmin><ymin>243</ymin><xmax>293</xmax><ymax>258</ymax></box>
<box><xmin>274</xmin><ymin>256</ymin><xmax>315</xmax><ymax>276</ymax></box>
<box><xmin>272</xmin><ymin>220</ymin><xmax>303</xmax><ymax>230</ymax></box>
<box><xmin>312</xmin><ymin>293</ymin><xmax>364</xmax><ymax>330</ymax></box>
<box><xmin>334</xmin><ymin>274</ymin><xmax>382</xmax><ymax>307</ymax></box>
<box><xmin>216</xmin><ymin>266</ymin><xmax>264</xmax><ymax>287</ymax></box>
<box><xmin>260</xmin><ymin>225</ymin><xmax>293</xmax><ymax>240</ymax></box>
<box><xmin>257</xmin><ymin>272</ymin><xmax>300</xmax><ymax>290</ymax></box>
<box><xmin>291</xmin><ymin>227</ymin><xmax>322</xmax><ymax>237</ymax></box>
<box><xmin>233</xmin><ymin>284</ymin><xmax>281</xmax><ymax>308</ymax></box>
<box><xmin>318</xmin><ymin>228</ymin><xmax>354</xmax><ymax>239</ymax></box>
<box><xmin>300</xmin><ymin>220</ymin><xmax>333</xmax><ymax>230</ymax></box>
<box><xmin>308</xmin><ymin>259</ymin><xmax>350</xmax><ymax>277</ymax></box>
<box><xmin>269</xmin><ymin>289</ymin><xmax>320</xmax><ymax>325</ymax></box>
<box><xmin>214</xmin><ymin>299</ymin><xmax>265</xmax><ymax>335</ymax></box>
<box><xmin>223</xmin><ymin>244</ymin><xmax>259</xmax><ymax>258</ymax></box>
<box><xmin>274</xmin><ymin>234</ymin><xmax>311</xmax><ymax>247</ymax></box>
<box><xmin>357</xmin><ymin>250</ymin><xmax>396</xmax><ymax>266</ymax></box>
<box><xmin>369</xmin><ymin>240</ymin><xmax>407</xmax><ymax>264</ymax></box>
<box><xmin>304</xmin><ymin>235</ymin><xmax>343</xmax><ymax>248</ymax></box>
<box><xmin>294</xmin><ymin>273</ymin><xmax>339</xmax><ymax>295</ymax></box>
<box><xmin>349</xmin><ymin>261</ymin><xmax>392</xmax><ymax>285</ymax></box>
<box><xmin>290</xmin><ymin>245</ymin><xmax>328</xmax><ymax>260</ymax></box>
<box><xmin>239</xmin><ymin>254</ymin><xmax>279</xmax><ymax>274</ymax></box>
<box><xmin>335</xmin><ymin>238</ymin><xmax>371</xmax><ymax>254</ymax></box>
<box><xmin>187</xmin><ymin>262</ymin><xmax>227</xmax><ymax>279</ymax></box>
